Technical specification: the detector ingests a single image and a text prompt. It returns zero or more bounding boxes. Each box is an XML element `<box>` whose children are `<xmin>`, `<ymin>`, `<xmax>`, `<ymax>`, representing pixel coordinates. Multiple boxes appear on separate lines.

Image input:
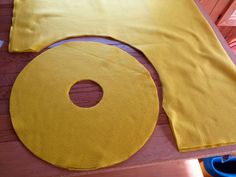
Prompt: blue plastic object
<box><xmin>204</xmin><ymin>156</ymin><xmax>236</xmax><ymax>177</ymax></box>
<box><xmin>0</xmin><ymin>40</ymin><xmax>4</xmax><ymax>48</ymax></box>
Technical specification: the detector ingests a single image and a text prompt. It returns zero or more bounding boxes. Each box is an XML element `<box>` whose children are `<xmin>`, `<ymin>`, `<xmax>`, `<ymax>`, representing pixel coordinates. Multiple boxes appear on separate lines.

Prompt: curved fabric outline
<box><xmin>9</xmin><ymin>0</ymin><xmax>236</xmax><ymax>152</ymax></box>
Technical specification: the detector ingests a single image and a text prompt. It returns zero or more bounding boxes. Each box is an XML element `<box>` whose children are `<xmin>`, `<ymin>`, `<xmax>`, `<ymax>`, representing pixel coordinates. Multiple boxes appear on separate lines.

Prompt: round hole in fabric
<box><xmin>69</xmin><ymin>80</ymin><xmax>103</xmax><ymax>108</ymax></box>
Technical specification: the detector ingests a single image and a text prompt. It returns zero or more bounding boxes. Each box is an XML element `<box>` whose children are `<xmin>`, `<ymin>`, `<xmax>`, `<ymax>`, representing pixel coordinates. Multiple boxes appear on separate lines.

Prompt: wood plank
<box><xmin>0</xmin><ymin>32</ymin><xmax>10</xmax><ymax>41</ymax></box>
<box><xmin>210</xmin><ymin>0</ymin><xmax>231</xmax><ymax>22</ymax></box>
<box><xmin>226</xmin><ymin>27</ymin><xmax>236</xmax><ymax>43</ymax></box>
<box><xmin>0</xmin><ymin>16</ymin><xmax>12</xmax><ymax>24</ymax></box>
<box><xmin>0</xmin><ymin>116</ymin><xmax>13</xmax><ymax>130</ymax></box>
<box><xmin>218</xmin><ymin>26</ymin><xmax>234</xmax><ymax>39</ymax></box>
<box><xmin>199</xmin><ymin>0</ymin><xmax>219</xmax><ymax>15</ymax></box>
<box><xmin>0</xmin><ymin>101</ymin><xmax>10</xmax><ymax>117</ymax></box>
<box><xmin>217</xmin><ymin>0</ymin><xmax>236</xmax><ymax>26</ymax></box>
<box><xmin>0</xmin><ymin>0</ymin><xmax>13</xmax><ymax>8</ymax></box>
<box><xmin>0</xmin><ymin>16</ymin><xmax>12</xmax><ymax>33</ymax></box>
<box><xmin>0</xmin><ymin>7</ymin><xmax>12</xmax><ymax>16</ymax></box>
<box><xmin>80</xmin><ymin>160</ymin><xmax>203</xmax><ymax>177</ymax></box>
<box><xmin>0</xmin><ymin>129</ymin><xmax>17</xmax><ymax>143</ymax></box>
<box><xmin>0</xmin><ymin>0</ymin><xmax>13</xmax><ymax>5</ymax></box>
<box><xmin>219</xmin><ymin>26</ymin><xmax>236</xmax><ymax>43</ymax></box>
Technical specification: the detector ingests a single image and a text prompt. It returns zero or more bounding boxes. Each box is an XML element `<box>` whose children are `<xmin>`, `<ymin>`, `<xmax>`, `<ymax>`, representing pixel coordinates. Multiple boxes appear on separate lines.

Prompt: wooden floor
<box><xmin>81</xmin><ymin>160</ymin><xmax>204</xmax><ymax>177</ymax></box>
<box><xmin>0</xmin><ymin>0</ymin><xmax>235</xmax><ymax>177</ymax></box>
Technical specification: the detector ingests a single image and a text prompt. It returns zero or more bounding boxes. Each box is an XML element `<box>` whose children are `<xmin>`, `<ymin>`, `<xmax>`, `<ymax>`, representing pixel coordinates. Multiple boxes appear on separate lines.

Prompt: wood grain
<box><xmin>219</xmin><ymin>26</ymin><xmax>236</xmax><ymax>43</ymax></box>
<box><xmin>217</xmin><ymin>0</ymin><xmax>236</xmax><ymax>26</ymax></box>
<box><xmin>79</xmin><ymin>160</ymin><xmax>203</xmax><ymax>177</ymax></box>
<box><xmin>199</xmin><ymin>0</ymin><xmax>234</xmax><ymax>27</ymax></box>
<box><xmin>0</xmin><ymin>0</ymin><xmax>236</xmax><ymax>177</ymax></box>
<box><xmin>210</xmin><ymin>0</ymin><xmax>232</xmax><ymax>22</ymax></box>
<box><xmin>199</xmin><ymin>0</ymin><xmax>219</xmax><ymax>14</ymax></box>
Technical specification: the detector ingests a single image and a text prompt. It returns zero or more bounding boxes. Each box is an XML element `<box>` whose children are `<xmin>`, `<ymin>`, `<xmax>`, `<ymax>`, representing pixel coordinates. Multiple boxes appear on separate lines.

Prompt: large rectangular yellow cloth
<box><xmin>9</xmin><ymin>0</ymin><xmax>236</xmax><ymax>152</ymax></box>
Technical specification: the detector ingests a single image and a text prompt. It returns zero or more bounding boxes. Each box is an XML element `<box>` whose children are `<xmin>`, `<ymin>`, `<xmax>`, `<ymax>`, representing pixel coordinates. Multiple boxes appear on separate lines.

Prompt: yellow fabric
<box><xmin>9</xmin><ymin>0</ymin><xmax>236</xmax><ymax>151</ymax></box>
<box><xmin>10</xmin><ymin>42</ymin><xmax>159</xmax><ymax>170</ymax></box>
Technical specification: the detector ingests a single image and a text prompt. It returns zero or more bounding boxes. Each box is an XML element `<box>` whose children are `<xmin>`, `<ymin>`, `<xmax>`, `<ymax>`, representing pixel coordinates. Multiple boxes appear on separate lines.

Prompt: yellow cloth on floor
<box><xmin>10</xmin><ymin>42</ymin><xmax>159</xmax><ymax>170</ymax></box>
<box><xmin>9</xmin><ymin>0</ymin><xmax>236</xmax><ymax>151</ymax></box>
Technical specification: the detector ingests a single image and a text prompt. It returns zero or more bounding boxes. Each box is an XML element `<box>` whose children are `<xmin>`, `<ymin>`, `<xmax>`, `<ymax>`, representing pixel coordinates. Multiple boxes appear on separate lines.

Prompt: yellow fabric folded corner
<box><xmin>9</xmin><ymin>0</ymin><xmax>236</xmax><ymax>151</ymax></box>
<box><xmin>10</xmin><ymin>42</ymin><xmax>159</xmax><ymax>170</ymax></box>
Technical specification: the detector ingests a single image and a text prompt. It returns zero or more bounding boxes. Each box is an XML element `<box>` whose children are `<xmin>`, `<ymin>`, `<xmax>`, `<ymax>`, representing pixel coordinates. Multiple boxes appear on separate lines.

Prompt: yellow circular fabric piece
<box><xmin>10</xmin><ymin>42</ymin><xmax>159</xmax><ymax>170</ymax></box>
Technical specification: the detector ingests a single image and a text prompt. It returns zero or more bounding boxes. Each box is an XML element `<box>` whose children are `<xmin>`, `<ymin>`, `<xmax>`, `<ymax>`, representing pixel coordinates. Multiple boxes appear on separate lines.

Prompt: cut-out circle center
<box><xmin>69</xmin><ymin>80</ymin><xmax>103</xmax><ymax>108</ymax></box>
